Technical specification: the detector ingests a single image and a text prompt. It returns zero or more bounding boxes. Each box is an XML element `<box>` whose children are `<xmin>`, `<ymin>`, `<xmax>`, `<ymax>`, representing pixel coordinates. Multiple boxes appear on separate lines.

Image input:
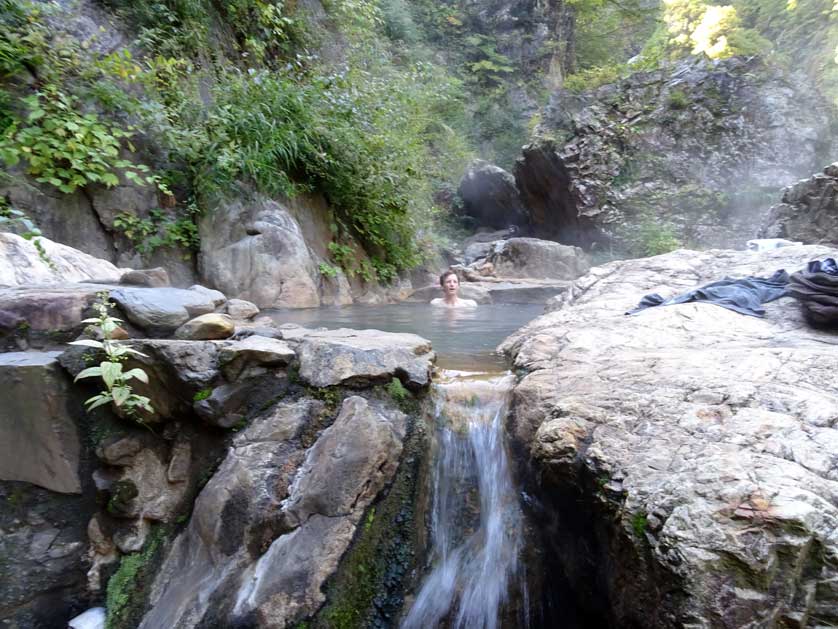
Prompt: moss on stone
<box><xmin>105</xmin><ymin>524</ymin><xmax>168</xmax><ymax>629</ymax></box>
<box><xmin>309</xmin><ymin>407</ymin><xmax>429</xmax><ymax>628</ymax></box>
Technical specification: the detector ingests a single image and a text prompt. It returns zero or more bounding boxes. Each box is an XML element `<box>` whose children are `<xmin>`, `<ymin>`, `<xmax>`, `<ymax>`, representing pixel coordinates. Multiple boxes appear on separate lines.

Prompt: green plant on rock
<box><xmin>635</xmin><ymin>218</ymin><xmax>682</xmax><ymax>257</ymax></box>
<box><xmin>631</xmin><ymin>511</ymin><xmax>648</xmax><ymax>537</ymax></box>
<box><xmin>113</xmin><ymin>208</ymin><xmax>200</xmax><ymax>256</ymax></box>
<box><xmin>0</xmin><ymin>201</ymin><xmax>54</xmax><ymax>268</ymax></box>
<box><xmin>386</xmin><ymin>377</ymin><xmax>409</xmax><ymax>403</ymax></box>
<box><xmin>105</xmin><ymin>524</ymin><xmax>166</xmax><ymax>628</ymax></box>
<box><xmin>71</xmin><ymin>292</ymin><xmax>154</xmax><ymax>421</ymax></box>
<box><xmin>318</xmin><ymin>262</ymin><xmax>339</xmax><ymax>279</ymax></box>
<box><xmin>668</xmin><ymin>89</ymin><xmax>689</xmax><ymax>110</ymax></box>
<box><xmin>327</xmin><ymin>241</ymin><xmax>356</xmax><ymax>275</ymax></box>
<box><xmin>0</xmin><ymin>88</ymin><xmax>164</xmax><ymax>194</ymax></box>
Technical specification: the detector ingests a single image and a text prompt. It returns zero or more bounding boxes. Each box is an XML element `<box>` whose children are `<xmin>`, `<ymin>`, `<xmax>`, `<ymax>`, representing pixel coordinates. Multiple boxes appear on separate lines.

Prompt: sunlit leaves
<box><xmin>72</xmin><ymin>292</ymin><xmax>155</xmax><ymax>421</ymax></box>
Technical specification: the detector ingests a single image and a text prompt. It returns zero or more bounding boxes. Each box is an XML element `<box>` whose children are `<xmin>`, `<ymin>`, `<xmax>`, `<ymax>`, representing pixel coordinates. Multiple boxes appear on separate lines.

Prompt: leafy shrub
<box><xmin>0</xmin><ymin>88</ymin><xmax>162</xmax><ymax>193</ymax></box>
<box><xmin>71</xmin><ymin>293</ymin><xmax>154</xmax><ymax>421</ymax></box>
<box><xmin>635</xmin><ymin>219</ymin><xmax>682</xmax><ymax>257</ymax></box>
<box><xmin>113</xmin><ymin>208</ymin><xmax>200</xmax><ymax>256</ymax></box>
<box><xmin>668</xmin><ymin>89</ymin><xmax>689</xmax><ymax>109</ymax></box>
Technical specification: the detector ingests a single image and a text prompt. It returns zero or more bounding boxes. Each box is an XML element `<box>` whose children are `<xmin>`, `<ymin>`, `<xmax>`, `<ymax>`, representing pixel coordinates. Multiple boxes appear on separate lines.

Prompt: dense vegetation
<box><xmin>0</xmin><ymin>0</ymin><xmax>477</xmax><ymax>280</ymax></box>
<box><xmin>564</xmin><ymin>0</ymin><xmax>838</xmax><ymax>105</ymax></box>
<box><xmin>0</xmin><ymin>0</ymin><xmax>835</xmax><ymax>274</ymax></box>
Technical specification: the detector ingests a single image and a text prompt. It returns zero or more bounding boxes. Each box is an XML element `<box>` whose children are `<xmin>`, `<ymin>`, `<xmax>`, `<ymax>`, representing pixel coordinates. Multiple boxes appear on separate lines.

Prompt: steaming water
<box><xmin>402</xmin><ymin>372</ymin><xmax>526</xmax><ymax>629</ymax></box>
<box><xmin>265</xmin><ymin>302</ymin><xmax>544</xmax><ymax>371</ymax></box>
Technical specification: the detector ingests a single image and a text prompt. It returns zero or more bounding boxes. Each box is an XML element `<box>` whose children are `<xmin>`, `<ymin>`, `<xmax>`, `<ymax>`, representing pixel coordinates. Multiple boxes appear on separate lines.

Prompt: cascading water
<box><xmin>402</xmin><ymin>371</ymin><xmax>526</xmax><ymax>629</ymax></box>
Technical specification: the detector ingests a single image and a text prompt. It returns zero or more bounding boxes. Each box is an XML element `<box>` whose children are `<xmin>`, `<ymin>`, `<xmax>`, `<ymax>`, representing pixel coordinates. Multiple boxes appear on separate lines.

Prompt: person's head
<box><xmin>439</xmin><ymin>270</ymin><xmax>460</xmax><ymax>297</ymax></box>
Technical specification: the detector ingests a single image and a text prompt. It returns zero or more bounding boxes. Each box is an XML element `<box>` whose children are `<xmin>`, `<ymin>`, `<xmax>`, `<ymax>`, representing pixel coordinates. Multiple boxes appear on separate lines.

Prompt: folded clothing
<box><xmin>628</xmin><ymin>270</ymin><xmax>790</xmax><ymax>318</ymax></box>
<box><xmin>787</xmin><ymin>257</ymin><xmax>838</xmax><ymax>327</ymax></box>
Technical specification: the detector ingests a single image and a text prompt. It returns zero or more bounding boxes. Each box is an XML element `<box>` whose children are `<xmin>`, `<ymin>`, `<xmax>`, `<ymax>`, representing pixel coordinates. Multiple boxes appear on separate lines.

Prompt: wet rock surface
<box><xmin>138</xmin><ymin>396</ymin><xmax>407</xmax><ymax>628</ymax></box>
<box><xmin>761</xmin><ymin>162</ymin><xmax>838</xmax><ymax>245</ymax></box>
<box><xmin>501</xmin><ymin>245</ymin><xmax>838</xmax><ymax>627</ymax></box>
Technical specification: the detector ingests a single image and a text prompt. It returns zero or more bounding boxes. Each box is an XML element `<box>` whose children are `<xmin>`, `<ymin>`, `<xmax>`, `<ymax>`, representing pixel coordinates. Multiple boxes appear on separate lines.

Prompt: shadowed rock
<box><xmin>760</xmin><ymin>162</ymin><xmax>838</xmax><ymax>245</ymax></box>
<box><xmin>457</xmin><ymin>160</ymin><xmax>529</xmax><ymax>230</ymax></box>
<box><xmin>0</xmin><ymin>352</ymin><xmax>81</xmax><ymax>493</ymax></box>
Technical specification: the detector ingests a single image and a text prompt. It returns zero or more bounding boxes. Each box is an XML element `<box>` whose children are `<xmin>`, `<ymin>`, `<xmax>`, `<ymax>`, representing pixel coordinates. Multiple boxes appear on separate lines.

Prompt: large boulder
<box><xmin>199</xmin><ymin>194</ymin><xmax>350</xmax><ymax>309</ymax></box>
<box><xmin>0</xmin><ymin>284</ymin><xmax>113</xmax><ymax>350</ymax></box>
<box><xmin>457</xmin><ymin>160</ymin><xmax>529</xmax><ymax>230</ymax></box>
<box><xmin>0</xmin><ymin>352</ymin><xmax>82</xmax><ymax>493</ymax></box>
<box><xmin>518</xmin><ymin>56</ymin><xmax>838</xmax><ymax>253</ymax></box>
<box><xmin>0</xmin><ymin>233</ymin><xmax>124</xmax><ymax>286</ymax></box>
<box><xmin>0</xmin><ymin>352</ymin><xmax>95</xmax><ymax>628</ymax></box>
<box><xmin>760</xmin><ymin>162</ymin><xmax>838</xmax><ymax>244</ymax></box>
<box><xmin>500</xmin><ymin>244</ymin><xmax>838</xmax><ymax>627</ymax></box>
<box><xmin>138</xmin><ymin>396</ymin><xmax>407</xmax><ymax>628</ymax></box>
<box><xmin>109</xmin><ymin>286</ymin><xmax>225</xmax><ymax>334</ymax></box>
<box><xmin>486</xmin><ymin>237</ymin><xmax>590</xmax><ymax>280</ymax></box>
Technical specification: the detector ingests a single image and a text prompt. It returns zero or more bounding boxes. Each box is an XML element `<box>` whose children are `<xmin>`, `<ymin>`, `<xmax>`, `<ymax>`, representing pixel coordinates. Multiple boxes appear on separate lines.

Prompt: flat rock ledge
<box><xmin>280</xmin><ymin>327</ymin><xmax>435</xmax><ymax>389</ymax></box>
<box><xmin>501</xmin><ymin>245</ymin><xmax>838</xmax><ymax>628</ymax></box>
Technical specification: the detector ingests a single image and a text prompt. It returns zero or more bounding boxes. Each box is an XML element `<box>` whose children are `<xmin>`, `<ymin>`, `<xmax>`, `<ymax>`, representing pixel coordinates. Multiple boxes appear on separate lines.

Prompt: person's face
<box><xmin>443</xmin><ymin>274</ymin><xmax>459</xmax><ymax>296</ymax></box>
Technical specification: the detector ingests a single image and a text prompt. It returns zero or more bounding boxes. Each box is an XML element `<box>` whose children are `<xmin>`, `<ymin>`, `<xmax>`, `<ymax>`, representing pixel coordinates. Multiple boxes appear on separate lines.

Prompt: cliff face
<box><xmin>515</xmin><ymin>56</ymin><xmax>838</xmax><ymax>255</ymax></box>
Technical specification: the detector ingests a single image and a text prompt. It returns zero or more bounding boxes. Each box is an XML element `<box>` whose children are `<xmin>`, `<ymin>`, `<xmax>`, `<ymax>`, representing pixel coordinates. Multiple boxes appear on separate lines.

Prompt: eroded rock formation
<box><xmin>0</xmin><ymin>270</ymin><xmax>434</xmax><ymax>628</ymax></box>
<box><xmin>501</xmin><ymin>245</ymin><xmax>838</xmax><ymax>627</ymax></box>
<box><xmin>517</xmin><ymin>56</ymin><xmax>838</xmax><ymax>253</ymax></box>
<box><xmin>761</xmin><ymin>162</ymin><xmax>838</xmax><ymax>245</ymax></box>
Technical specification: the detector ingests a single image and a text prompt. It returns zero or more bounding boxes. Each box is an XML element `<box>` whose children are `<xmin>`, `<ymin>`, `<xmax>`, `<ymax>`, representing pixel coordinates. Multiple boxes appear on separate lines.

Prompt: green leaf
<box><xmin>85</xmin><ymin>393</ymin><xmax>113</xmax><ymax>411</ymax></box>
<box><xmin>111</xmin><ymin>385</ymin><xmax>131</xmax><ymax>406</ymax></box>
<box><xmin>100</xmin><ymin>361</ymin><xmax>123</xmax><ymax>389</ymax></box>
<box><xmin>122</xmin><ymin>368</ymin><xmax>149</xmax><ymax>384</ymax></box>
<box><xmin>101</xmin><ymin>173</ymin><xmax>119</xmax><ymax>187</ymax></box>
<box><xmin>75</xmin><ymin>366</ymin><xmax>103</xmax><ymax>381</ymax></box>
<box><xmin>69</xmin><ymin>339</ymin><xmax>105</xmax><ymax>349</ymax></box>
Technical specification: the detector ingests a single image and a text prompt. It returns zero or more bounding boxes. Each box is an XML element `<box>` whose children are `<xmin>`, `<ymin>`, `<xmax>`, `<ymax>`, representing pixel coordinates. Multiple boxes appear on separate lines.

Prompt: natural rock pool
<box><xmin>265</xmin><ymin>302</ymin><xmax>546</xmax><ymax>371</ymax></box>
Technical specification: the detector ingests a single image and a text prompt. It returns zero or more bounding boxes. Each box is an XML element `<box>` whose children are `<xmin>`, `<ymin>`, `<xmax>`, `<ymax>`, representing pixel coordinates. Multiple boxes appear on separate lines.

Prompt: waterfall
<box><xmin>402</xmin><ymin>372</ymin><xmax>526</xmax><ymax>629</ymax></box>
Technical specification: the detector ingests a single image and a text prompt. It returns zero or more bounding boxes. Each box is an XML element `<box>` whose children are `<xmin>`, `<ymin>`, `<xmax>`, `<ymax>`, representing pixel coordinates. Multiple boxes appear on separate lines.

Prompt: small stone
<box><xmin>120</xmin><ymin>267</ymin><xmax>170</xmax><ymax>288</ymax></box>
<box><xmin>187</xmin><ymin>285</ymin><xmax>226</xmax><ymax>308</ymax></box>
<box><xmin>96</xmin><ymin>435</ymin><xmax>142</xmax><ymax>466</ymax></box>
<box><xmin>166</xmin><ymin>439</ymin><xmax>191</xmax><ymax>483</ymax></box>
<box><xmin>225</xmin><ymin>298</ymin><xmax>260</xmax><ymax>320</ymax></box>
<box><xmin>174</xmin><ymin>313</ymin><xmax>235</xmax><ymax>340</ymax></box>
<box><xmin>87</xmin><ymin>515</ymin><xmax>114</xmax><ymax>556</ymax></box>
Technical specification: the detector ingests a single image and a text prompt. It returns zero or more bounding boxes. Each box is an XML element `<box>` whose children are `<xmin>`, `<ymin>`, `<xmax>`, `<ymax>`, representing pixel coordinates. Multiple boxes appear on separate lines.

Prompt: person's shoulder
<box><xmin>459</xmin><ymin>299</ymin><xmax>478</xmax><ymax>307</ymax></box>
<box><xmin>430</xmin><ymin>298</ymin><xmax>445</xmax><ymax>306</ymax></box>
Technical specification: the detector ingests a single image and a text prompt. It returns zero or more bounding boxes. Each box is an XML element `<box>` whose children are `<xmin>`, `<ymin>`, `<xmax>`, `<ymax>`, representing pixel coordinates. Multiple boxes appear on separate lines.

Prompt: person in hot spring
<box><xmin>430</xmin><ymin>270</ymin><xmax>478</xmax><ymax>308</ymax></box>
